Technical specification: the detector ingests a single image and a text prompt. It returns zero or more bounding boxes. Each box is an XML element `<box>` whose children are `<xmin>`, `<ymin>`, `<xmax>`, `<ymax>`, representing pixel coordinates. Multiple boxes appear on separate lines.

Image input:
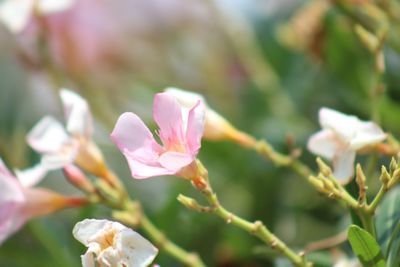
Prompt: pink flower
<box><xmin>0</xmin><ymin>158</ymin><xmax>81</xmax><ymax>244</ymax></box>
<box><xmin>307</xmin><ymin>108</ymin><xmax>387</xmax><ymax>184</ymax></box>
<box><xmin>111</xmin><ymin>92</ymin><xmax>205</xmax><ymax>179</ymax></box>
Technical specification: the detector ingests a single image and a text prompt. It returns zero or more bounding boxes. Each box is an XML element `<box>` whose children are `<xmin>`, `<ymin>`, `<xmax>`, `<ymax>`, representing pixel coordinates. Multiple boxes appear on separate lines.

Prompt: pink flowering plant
<box><xmin>3</xmin><ymin>1</ymin><xmax>400</xmax><ymax>267</ymax></box>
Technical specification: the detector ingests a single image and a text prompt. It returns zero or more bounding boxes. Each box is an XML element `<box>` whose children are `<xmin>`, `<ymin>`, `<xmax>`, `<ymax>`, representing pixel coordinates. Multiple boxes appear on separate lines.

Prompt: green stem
<box><xmin>254</xmin><ymin>140</ymin><xmax>313</xmax><ymax>179</ymax></box>
<box><xmin>198</xmin><ymin>181</ymin><xmax>312</xmax><ymax>267</ymax></box>
<box><xmin>367</xmin><ymin>185</ymin><xmax>387</xmax><ymax>213</ymax></box>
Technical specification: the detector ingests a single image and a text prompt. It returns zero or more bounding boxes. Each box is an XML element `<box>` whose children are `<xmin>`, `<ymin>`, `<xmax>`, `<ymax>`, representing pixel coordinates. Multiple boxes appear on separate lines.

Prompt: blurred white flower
<box><xmin>0</xmin><ymin>0</ymin><xmax>76</xmax><ymax>33</ymax></box>
<box><xmin>307</xmin><ymin>107</ymin><xmax>386</xmax><ymax>183</ymax></box>
<box><xmin>27</xmin><ymin>89</ymin><xmax>105</xmax><ymax>176</ymax></box>
<box><xmin>73</xmin><ymin>219</ymin><xmax>158</xmax><ymax>267</ymax></box>
<box><xmin>333</xmin><ymin>257</ymin><xmax>360</xmax><ymax>267</ymax></box>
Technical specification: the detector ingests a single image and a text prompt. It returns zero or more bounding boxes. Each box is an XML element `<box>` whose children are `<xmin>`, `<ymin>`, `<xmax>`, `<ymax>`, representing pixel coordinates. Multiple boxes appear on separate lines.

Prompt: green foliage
<box><xmin>376</xmin><ymin>186</ymin><xmax>400</xmax><ymax>267</ymax></box>
<box><xmin>348</xmin><ymin>225</ymin><xmax>386</xmax><ymax>267</ymax></box>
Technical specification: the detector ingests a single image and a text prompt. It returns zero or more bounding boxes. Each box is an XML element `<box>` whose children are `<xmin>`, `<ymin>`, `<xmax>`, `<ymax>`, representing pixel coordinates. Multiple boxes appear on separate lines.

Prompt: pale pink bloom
<box><xmin>0</xmin><ymin>0</ymin><xmax>76</xmax><ymax>33</ymax></box>
<box><xmin>111</xmin><ymin>92</ymin><xmax>205</xmax><ymax>179</ymax></box>
<box><xmin>27</xmin><ymin>89</ymin><xmax>103</xmax><ymax>174</ymax></box>
<box><xmin>73</xmin><ymin>219</ymin><xmax>158</xmax><ymax>267</ymax></box>
<box><xmin>308</xmin><ymin>107</ymin><xmax>386</xmax><ymax>183</ymax></box>
<box><xmin>0</xmin><ymin>158</ymin><xmax>77</xmax><ymax>244</ymax></box>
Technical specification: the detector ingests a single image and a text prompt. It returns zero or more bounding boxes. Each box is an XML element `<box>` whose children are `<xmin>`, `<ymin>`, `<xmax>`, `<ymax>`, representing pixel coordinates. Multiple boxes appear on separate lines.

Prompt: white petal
<box><xmin>27</xmin><ymin>116</ymin><xmax>70</xmax><ymax>153</ymax></box>
<box><xmin>73</xmin><ymin>219</ymin><xmax>123</xmax><ymax>246</ymax></box>
<box><xmin>350</xmin><ymin>121</ymin><xmax>387</xmax><ymax>150</ymax></box>
<box><xmin>81</xmin><ymin>251</ymin><xmax>95</xmax><ymax>267</ymax></box>
<box><xmin>37</xmin><ymin>0</ymin><xmax>76</xmax><ymax>14</ymax></box>
<box><xmin>319</xmin><ymin>108</ymin><xmax>359</xmax><ymax>141</ymax></box>
<box><xmin>333</xmin><ymin>149</ymin><xmax>356</xmax><ymax>184</ymax></box>
<box><xmin>73</xmin><ymin>219</ymin><xmax>158</xmax><ymax>267</ymax></box>
<box><xmin>165</xmin><ymin>87</ymin><xmax>205</xmax><ymax>108</ymax></box>
<box><xmin>116</xmin><ymin>228</ymin><xmax>158</xmax><ymax>267</ymax></box>
<box><xmin>307</xmin><ymin>129</ymin><xmax>341</xmax><ymax>160</ymax></box>
<box><xmin>14</xmin><ymin>164</ymin><xmax>47</xmax><ymax>188</ymax></box>
<box><xmin>41</xmin><ymin>146</ymin><xmax>78</xmax><ymax>170</ymax></box>
<box><xmin>60</xmin><ymin>89</ymin><xmax>93</xmax><ymax>137</ymax></box>
<box><xmin>0</xmin><ymin>0</ymin><xmax>33</xmax><ymax>33</ymax></box>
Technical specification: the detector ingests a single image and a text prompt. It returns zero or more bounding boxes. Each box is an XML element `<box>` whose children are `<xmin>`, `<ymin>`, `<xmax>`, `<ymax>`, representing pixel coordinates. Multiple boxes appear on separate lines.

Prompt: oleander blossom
<box><xmin>0</xmin><ymin>0</ymin><xmax>76</xmax><ymax>33</ymax></box>
<box><xmin>73</xmin><ymin>219</ymin><xmax>158</xmax><ymax>267</ymax></box>
<box><xmin>27</xmin><ymin>89</ymin><xmax>105</xmax><ymax>175</ymax></box>
<box><xmin>307</xmin><ymin>107</ymin><xmax>387</xmax><ymax>183</ymax></box>
<box><xmin>111</xmin><ymin>92</ymin><xmax>205</xmax><ymax>179</ymax></box>
<box><xmin>0</xmin><ymin>158</ymin><xmax>76</xmax><ymax>244</ymax></box>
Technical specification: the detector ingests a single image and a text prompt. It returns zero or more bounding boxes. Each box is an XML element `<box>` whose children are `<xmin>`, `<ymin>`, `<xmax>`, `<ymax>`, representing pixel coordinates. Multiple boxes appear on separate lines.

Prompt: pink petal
<box><xmin>125</xmin><ymin>157</ymin><xmax>173</xmax><ymax>179</ymax></box>
<box><xmin>27</xmin><ymin>116</ymin><xmax>70</xmax><ymax>153</ymax></box>
<box><xmin>307</xmin><ymin>129</ymin><xmax>341</xmax><ymax>160</ymax></box>
<box><xmin>111</xmin><ymin>112</ymin><xmax>160</xmax><ymax>154</ymax></box>
<box><xmin>0</xmin><ymin>202</ymin><xmax>26</xmax><ymax>245</ymax></box>
<box><xmin>159</xmin><ymin>151</ymin><xmax>194</xmax><ymax>172</ymax></box>
<box><xmin>153</xmin><ymin>93</ymin><xmax>185</xmax><ymax>148</ymax></box>
<box><xmin>0</xmin><ymin>159</ymin><xmax>24</xmax><ymax>203</ymax></box>
<box><xmin>185</xmin><ymin>100</ymin><xmax>205</xmax><ymax>155</ymax></box>
<box><xmin>333</xmin><ymin>149</ymin><xmax>356</xmax><ymax>184</ymax></box>
<box><xmin>60</xmin><ymin>89</ymin><xmax>93</xmax><ymax>137</ymax></box>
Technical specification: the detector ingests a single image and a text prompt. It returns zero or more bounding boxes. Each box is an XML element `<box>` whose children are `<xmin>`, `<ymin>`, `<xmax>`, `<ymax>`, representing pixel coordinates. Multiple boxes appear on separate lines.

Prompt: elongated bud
<box><xmin>63</xmin><ymin>165</ymin><xmax>95</xmax><ymax>194</ymax></box>
<box><xmin>388</xmin><ymin>169</ymin><xmax>400</xmax><ymax>189</ymax></box>
<box><xmin>354</xmin><ymin>24</ymin><xmax>379</xmax><ymax>52</ymax></box>
<box><xmin>380</xmin><ymin>166</ymin><xmax>391</xmax><ymax>186</ymax></box>
<box><xmin>390</xmin><ymin>157</ymin><xmax>398</xmax><ymax>174</ymax></box>
<box><xmin>308</xmin><ymin>175</ymin><xmax>324</xmax><ymax>191</ymax></box>
<box><xmin>316</xmin><ymin>157</ymin><xmax>332</xmax><ymax>177</ymax></box>
<box><xmin>165</xmin><ymin>87</ymin><xmax>257</xmax><ymax>147</ymax></box>
<box><xmin>75</xmin><ymin>139</ymin><xmax>108</xmax><ymax>177</ymax></box>
<box><xmin>177</xmin><ymin>194</ymin><xmax>212</xmax><ymax>212</ymax></box>
<box><xmin>355</xmin><ymin>164</ymin><xmax>367</xmax><ymax>203</ymax></box>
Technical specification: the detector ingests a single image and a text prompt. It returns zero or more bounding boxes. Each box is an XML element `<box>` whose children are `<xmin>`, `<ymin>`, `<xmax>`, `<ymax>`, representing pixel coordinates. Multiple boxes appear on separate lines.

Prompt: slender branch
<box><xmin>188</xmin><ymin>170</ymin><xmax>313</xmax><ymax>267</ymax></box>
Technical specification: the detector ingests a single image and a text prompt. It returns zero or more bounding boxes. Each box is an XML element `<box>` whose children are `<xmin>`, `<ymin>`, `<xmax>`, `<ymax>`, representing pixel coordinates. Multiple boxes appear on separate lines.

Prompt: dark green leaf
<box><xmin>376</xmin><ymin>186</ymin><xmax>400</xmax><ymax>267</ymax></box>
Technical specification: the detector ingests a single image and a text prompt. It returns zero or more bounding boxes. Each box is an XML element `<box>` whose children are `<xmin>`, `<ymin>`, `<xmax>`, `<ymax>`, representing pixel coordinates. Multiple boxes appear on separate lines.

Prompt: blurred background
<box><xmin>0</xmin><ymin>0</ymin><xmax>400</xmax><ymax>266</ymax></box>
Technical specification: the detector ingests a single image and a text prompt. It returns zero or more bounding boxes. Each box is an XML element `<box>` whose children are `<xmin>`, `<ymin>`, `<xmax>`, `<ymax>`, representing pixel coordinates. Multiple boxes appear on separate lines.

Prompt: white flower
<box><xmin>307</xmin><ymin>107</ymin><xmax>386</xmax><ymax>183</ymax></box>
<box><xmin>27</xmin><ymin>89</ymin><xmax>104</xmax><ymax>175</ymax></box>
<box><xmin>0</xmin><ymin>0</ymin><xmax>76</xmax><ymax>33</ymax></box>
<box><xmin>73</xmin><ymin>219</ymin><xmax>158</xmax><ymax>267</ymax></box>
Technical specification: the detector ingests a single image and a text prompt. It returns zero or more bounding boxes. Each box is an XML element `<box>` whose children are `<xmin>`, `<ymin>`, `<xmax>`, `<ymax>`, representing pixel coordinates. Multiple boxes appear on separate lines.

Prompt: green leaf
<box><xmin>348</xmin><ymin>225</ymin><xmax>386</xmax><ymax>267</ymax></box>
<box><xmin>376</xmin><ymin>186</ymin><xmax>400</xmax><ymax>267</ymax></box>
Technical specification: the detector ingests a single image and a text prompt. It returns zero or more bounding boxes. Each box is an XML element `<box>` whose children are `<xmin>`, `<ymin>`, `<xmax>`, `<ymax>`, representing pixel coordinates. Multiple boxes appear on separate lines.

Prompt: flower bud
<box><xmin>63</xmin><ymin>165</ymin><xmax>95</xmax><ymax>194</ymax></box>
<box><xmin>165</xmin><ymin>87</ymin><xmax>256</xmax><ymax>147</ymax></box>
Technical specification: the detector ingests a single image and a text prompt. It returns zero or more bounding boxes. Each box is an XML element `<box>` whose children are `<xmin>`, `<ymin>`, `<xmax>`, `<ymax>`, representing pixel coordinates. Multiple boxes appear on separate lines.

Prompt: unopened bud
<box><xmin>390</xmin><ymin>157</ymin><xmax>398</xmax><ymax>174</ymax></box>
<box><xmin>177</xmin><ymin>194</ymin><xmax>212</xmax><ymax>213</ymax></box>
<box><xmin>356</xmin><ymin>164</ymin><xmax>367</xmax><ymax>202</ymax></box>
<box><xmin>63</xmin><ymin>165</ymin><xmax>95</xmax><ymax>194</ymax></box>
<box><xmin>75</xmin><ymin>140</ymin><xmax>108</xmax><ymax>177</ymax></box>
<box><xmin>388</xmin><ymin>169</ymin><xmax>400</xmax><ymax>188</ymax></box>
<box><xmin>308</xmin><ymin>175</ymin><xmax>324</xmax><ymax>191</ymax></box>
<box><xmin>354</xmin><ymin>24</ymin><xmax>379</xmax><ymax>52</ymax></box>
<box><xmin>165</xmin><ymin>87</ymin><xmax>257</xmax><ymax>147</ymax></box>
<box><xmin>316</xmin><ymin>157</ymin><xmax>332</xmax><ymax>177</ymax></box>
<box><xmin>380</xmin><ymin>166</ymin><xmax>391</xmax><ymax>185</ymax></box>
